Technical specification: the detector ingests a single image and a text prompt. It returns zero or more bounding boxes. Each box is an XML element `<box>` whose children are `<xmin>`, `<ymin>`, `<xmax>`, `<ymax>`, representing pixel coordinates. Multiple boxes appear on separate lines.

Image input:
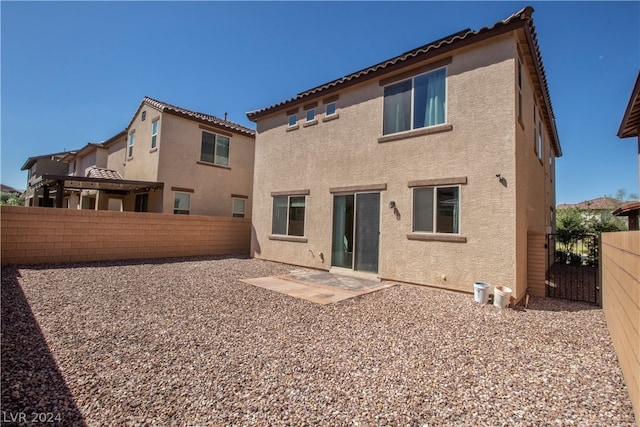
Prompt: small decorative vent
<box><xmin>141</xmin><ymin>111</ymin><xmax>146</xmax><ymax>121</ymax></box>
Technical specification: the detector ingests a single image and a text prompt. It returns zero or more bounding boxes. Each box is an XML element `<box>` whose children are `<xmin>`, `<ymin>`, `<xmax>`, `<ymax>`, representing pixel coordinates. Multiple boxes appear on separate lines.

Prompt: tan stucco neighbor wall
<box><xmin>601</xmin><ymin>231</ymin><xmax>640</xmax><ymax>422</ymax></box>
<box><xmin>251</xmin><ymin>34</ymin><xmax>556</xmax><ymax>300</ymax></box>
<box><xmin>1</xmin><ymin>206</ymin><xmax>251</xmax><ymax>265</ymax></box>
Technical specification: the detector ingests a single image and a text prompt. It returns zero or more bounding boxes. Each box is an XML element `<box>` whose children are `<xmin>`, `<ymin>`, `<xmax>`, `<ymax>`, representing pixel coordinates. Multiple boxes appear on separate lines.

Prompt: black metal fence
<box><xmin>546</xmin><ymin>233</ymin><xmax>600</xmax><ymax>304</ymax></box>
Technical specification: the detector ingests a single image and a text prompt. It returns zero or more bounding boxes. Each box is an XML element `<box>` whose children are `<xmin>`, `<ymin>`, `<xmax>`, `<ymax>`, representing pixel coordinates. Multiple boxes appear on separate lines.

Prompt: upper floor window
<box><xmin>306</xmin><ymin>108</ymin><xmax>315</xmax><ymax>122</ymax></box>
<box><xmin>151</xmin><ymin>119</ymin><xmax>159</xmax><ymax>149</ymax></box>
<box><xmin>537</xmin><ymin>120</ymin><xmax>543</xmax><ymax>161</ymax></box>
<box><xmin>413</xmin><ymin>186</ymin><xmax>460</xmax><ymax>234</ymax></box>
<box><xmin>383</xmin><ymin>67</ymin><xmax>446</xmax><ymax>135</ymax></box>
<box><xmin>288</xmin><ymin>114</ymin><xmax>297</xmax><ymax>127</ymax></box>
<box><xmin>128</xmin><ymin>132</ymin><xmax>135</xmax><ymax>158</ymax></box>
<box><xmin>326</xmin><ymin>102</ymin><xmax>337</xmax><ymax>116</ymax></box>
<box><xmin>517</xmin><ymin>59</ymin><xmax>523</xmax><ymax>122</ymax></box>
<box><xmin>272</xmin><ymin>195</ymin><xmax>305</xmax><ymax>237</ymax></box>
<box><xmin>200</xmin><ymin>131</ymin><xmax>229</xmax><ymax>167</ymax></box>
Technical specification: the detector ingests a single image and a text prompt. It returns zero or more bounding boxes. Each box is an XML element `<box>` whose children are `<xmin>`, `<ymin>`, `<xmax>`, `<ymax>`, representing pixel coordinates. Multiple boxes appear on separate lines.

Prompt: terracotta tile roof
<box><xmin>246</xmin><ymin>6</ymin><xmax>560</xmax><ymax>157</ymax></box>
<box><xmin>86</xmin><ymin>167</ymin><xmax>123</xmax><ymax>180</ymax></box>
<box><xmin>558</xmin><ymin>196</ymin><xmax>623</xmax><ymax>211</ymax></box>
<box><xmin>129</xmin><ymin>97</ymin><xmax>255</xmax><ymax>137</ymax></box>
<box><xmin>617</xmin><ymin>71</ymin><xmax>640</xmax><ymax>138</ymax></box>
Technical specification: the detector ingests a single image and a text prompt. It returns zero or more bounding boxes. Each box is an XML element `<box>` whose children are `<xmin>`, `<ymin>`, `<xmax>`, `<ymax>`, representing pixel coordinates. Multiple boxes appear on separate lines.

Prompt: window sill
<box><xmin>322</xmin><ymin>113</ymin><xmax>339</xmax><ymax>122</ymax></box>
<box><xmin>303</xmin><ymin>119</ymin><xmax>318</xmax><ymax>127</ymax></box>
<box><xmin>407</xmin><ymin>233</ymin><xmax>467</xmax><ymax>243</ymax></box>
<box><xmin>378</xmin><ymin>123</ymin><xmax>453</xmax><ymax>144</ymax></box>
<box><xmin>286</xmin><ymin>125</ymin><xmax>299</xmax><ymax>132</ymax></box>
<box><xmin>149</xmin><ymin>147</ymin><xmax>158</xmax><ymax>153</ymax></box>
<box><xmin>268</xmin><ymin>234</ymin><xmax>308</xmax><ymax>243</ymax></box>
<box><xmin>197</xmin><ymin>161</ymin><xmax>231</xmax><ymax>170</ymax></box>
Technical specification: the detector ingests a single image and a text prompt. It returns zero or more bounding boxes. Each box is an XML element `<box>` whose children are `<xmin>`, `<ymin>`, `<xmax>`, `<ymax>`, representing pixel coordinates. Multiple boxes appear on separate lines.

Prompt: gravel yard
<box><xmin>1</xmin><ymin>256</ymin><xmax>636</xmax><ymax>426</ymax></box>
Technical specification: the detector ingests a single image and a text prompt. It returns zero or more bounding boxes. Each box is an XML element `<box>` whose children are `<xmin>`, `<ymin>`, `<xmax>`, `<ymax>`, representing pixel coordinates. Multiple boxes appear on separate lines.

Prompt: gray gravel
<box><xmin>1</xmin><ymin>256</ymin><xmax>636</xmax><ymax>426</ymax></box>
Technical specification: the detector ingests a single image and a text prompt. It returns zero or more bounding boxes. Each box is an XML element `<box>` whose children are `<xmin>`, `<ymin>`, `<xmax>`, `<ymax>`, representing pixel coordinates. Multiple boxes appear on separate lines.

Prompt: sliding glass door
<box><xmin>331</xmin><ymin>193</ymin><xmax>379</xmax><ymax>273</ymax></box>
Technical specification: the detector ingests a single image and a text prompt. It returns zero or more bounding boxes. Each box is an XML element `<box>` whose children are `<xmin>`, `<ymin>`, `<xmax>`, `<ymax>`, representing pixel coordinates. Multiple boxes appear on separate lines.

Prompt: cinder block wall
<box><xmin>1</xmin><ymin>206</ymin><xmax>251</xmax><ymax>265</ymax></box>
<box><xmin>602</xmin><ymin>231</ymin><xmax>640</xmax><ymax>422</ymax></box>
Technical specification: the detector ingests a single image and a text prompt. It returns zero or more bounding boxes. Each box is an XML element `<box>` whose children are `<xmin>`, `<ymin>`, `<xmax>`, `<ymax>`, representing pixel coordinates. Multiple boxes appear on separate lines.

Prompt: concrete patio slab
<box><xmin>241</xmin><ymin>271</ymin><xmax>396</xmax><ymax>304</ymax></box>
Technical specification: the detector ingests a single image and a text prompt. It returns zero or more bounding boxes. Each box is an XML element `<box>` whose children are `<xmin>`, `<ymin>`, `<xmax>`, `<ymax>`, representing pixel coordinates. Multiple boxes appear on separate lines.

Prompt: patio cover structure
<box><xmin>33</xmin><ymin>174</ymin><xmax>164</xmax><ymax>208</ymax></box>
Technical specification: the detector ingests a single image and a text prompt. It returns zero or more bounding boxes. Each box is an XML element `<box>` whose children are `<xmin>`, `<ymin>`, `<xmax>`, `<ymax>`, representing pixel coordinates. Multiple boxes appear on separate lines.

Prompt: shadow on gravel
<box><xmin>8</xmin><ymin>254</ymin><xmax>251</xmax><ymax>271</ymax></box>
<box><xmin>1</xmin><ymin>266</ymin><xmax>86</xmax><ymax>426</ymax></box>
<box><xmin>520</xmin><ymin>296</ymin><xmax>601</xmax><ymax>312</ymax></box>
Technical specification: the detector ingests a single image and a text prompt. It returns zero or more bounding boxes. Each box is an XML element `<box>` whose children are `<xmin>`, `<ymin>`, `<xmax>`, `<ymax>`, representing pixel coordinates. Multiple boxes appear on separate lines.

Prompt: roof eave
<box><xmin>617</xmin><ymin>72</ymin><xmax>640</xmax><ymax>139</ymax></box>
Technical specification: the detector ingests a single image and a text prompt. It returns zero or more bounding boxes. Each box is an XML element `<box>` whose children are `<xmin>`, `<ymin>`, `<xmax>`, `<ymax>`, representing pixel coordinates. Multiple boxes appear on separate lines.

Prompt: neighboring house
<box><xmin>23</xmin><ymin>96</ymin><xmax>256</xmax><ymax>217</ymax></box>
<box><xmin>20</xmin><ymin>151</ymin><xmax>73</xmax><ymax>206</ymax></box>
<box><xmin>615</xmin><ymin>71</ymin><xmax>640</xmax><ymax>230</ymax></box>
<box><xmin>1</xmin><ymin>184</ymin><xmax>22</xmax><ymax>194</ymax></box>
<box><xmin>558</xmin><ymin>196</ymin><xmax>625</xmax><ymax>220</ymax></box>
<box><xmin>247</xmin><ymin>6</ymin><xmax>561</xmax><ymax>301</ymax></box>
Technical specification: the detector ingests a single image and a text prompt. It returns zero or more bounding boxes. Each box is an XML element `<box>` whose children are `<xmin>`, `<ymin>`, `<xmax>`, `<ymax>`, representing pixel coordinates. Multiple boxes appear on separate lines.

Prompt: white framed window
<box><xmin>383</xmin><ymin>67</ymin><xmax>446</xmax><ymax>135</ymax></box>
<box><xmin>174</xmin><ymin>192</ymin><xmax>190</xmax><ymax>215</ymax></box>
<box><xmin>272</xmin><ymin>195</ymin><xmax>305</xmax><ymax>236</ymax></box>
<box><xmin>200</xmin><ymin>131</ymin><xmax>230</xmax><ymax>166</ymax></box>
<box><xmin>533</xmin><ymin>108</ymin><xmax>538</xmax><ymax>155</ymax></box>
<box><xmin>288</xmin><ymin>114</ymin><xmax>297</xmax><ymax>127</ymax></box>
<box><xmin>232</xmin><ymin>198</ymin><xmax>246</xmax><ymax>218</ymax></box>
<box><xmin>306</xmin><ymin>108</ymin><xmax>315</xmax><ymax>122</ymax></box>
<box><xmin>151</xmin><ymin>119</ymin><xmax>159</xmax><ymax>149</ymax></box>
<box><xmin>537</xmin><ymin>119</ymin><xmax>543</xmax><ymax>161</ymax></box>
<box><xmin>128</xmin><ymin>132</ymin><xmax>135</xmax><ymax>158</ymax></box>
<box><xmin>413</xmin><ymin>186</ymin><xmax>460</xmax><ymax>234</ymax></box>
<box><xmin>326</xmin><ymin>102</ymin><xmax>337</xmax><ymax>116</ymax></box>
<box><xmin>517</xmin><ymin>59</ymin><xmax>523</xmax><ymax>122</ymax></box>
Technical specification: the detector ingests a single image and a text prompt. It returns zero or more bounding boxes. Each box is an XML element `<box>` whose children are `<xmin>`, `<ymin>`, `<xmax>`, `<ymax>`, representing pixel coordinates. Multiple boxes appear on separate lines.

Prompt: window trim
<box><xmin>407</xmin><ymin>180</ymin><xmax>466</xmax><ymax>242</ymax></box>
<box><xmin>382</xmin><ymin>66</ymin><xmax>448</xmax><ymax>136</ymax></box>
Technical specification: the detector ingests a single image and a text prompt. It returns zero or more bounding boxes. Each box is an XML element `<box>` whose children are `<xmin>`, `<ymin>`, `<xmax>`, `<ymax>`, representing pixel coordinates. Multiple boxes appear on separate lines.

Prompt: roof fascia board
<box><xmin>617</xmin><ymin>72</ymin><xmax>640</xmax><ymax>138</ymax></box>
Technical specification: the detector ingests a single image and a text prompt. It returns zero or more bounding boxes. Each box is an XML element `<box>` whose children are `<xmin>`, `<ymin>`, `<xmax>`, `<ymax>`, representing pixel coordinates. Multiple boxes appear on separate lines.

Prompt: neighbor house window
<box><xmin>272</xmin><ymin>195</ymin><xmax>305</xmax><ymax>236</ymax></box>
<box><xmin>232</xmin><ymin>198</ymin><xmax>246</xmax><ymax>218</ymax></box>
<box><xmin>413</xmin><ymin>186</ymin><xmax>460</xmax><ymax>234</ymax></box>
<box><xmin>174</xmin><ymin>192</ymin><xmax>190</xmax><ymax>215</ymax></box>
<box><xmin>538</xmin><ymin>119</ymin><xmax>543</xmax><ymax>161</ymax></box>
<box><xmin>128</xmin><ymin>132</ymin><xmax>135</xmax><ymax>158</ymax></box>
<box><xmin>383</xmin><ymin>67</ymin><xmax>446</xmax><ymax>135</ymax></box>
<box><xmin>326</xmin><ymin>102</ymin><xmax>337</xmax><ymax>116</ymax></box>
<box><xmin>517</xmin><ymin>59</ymin><xmax>523</xmax><ymax>122</ymax></box>
<box><xmin>135</xmin><ymin>193</ymin><xmax>148</xmax><ymax>212</ymax></box>
<box><xmin>200</xmin><ymin>131</ymin><xmax>229</xmax><ymax>167</ymax></box>
<box><xmin>288</xmin><ymin>114</ymin><xmax>297</xmax><ymax>127</ymax></box>
<box><xmin>151</xmin><ymin>119</ymin><xmax>159</xmax><ymax>149</ymax></box>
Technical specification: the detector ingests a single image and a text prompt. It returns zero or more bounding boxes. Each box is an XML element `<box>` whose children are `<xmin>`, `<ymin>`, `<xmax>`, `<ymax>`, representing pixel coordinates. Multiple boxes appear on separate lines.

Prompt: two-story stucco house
<box><xmin>21</xmin><ymin>151</ymin><xmax>73</xmax><ymax>207</ymax></box>
<box><xmin>26</xmin><ymin>96</ymin><xmax>256</xmax><ymax>217</ymax></box>
<box><xmin>247</xmin><ymin>6</ymin><xmax>561</xmax><ymax>302</ymax></box>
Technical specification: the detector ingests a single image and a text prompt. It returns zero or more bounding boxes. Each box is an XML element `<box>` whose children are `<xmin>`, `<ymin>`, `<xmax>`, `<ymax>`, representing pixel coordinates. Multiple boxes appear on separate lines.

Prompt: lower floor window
<box><xmin>174</xmin><ymin>192</ymin><xmax>190</xmax><ymax>215</ymax></box>
<box><xmin>272</xmin><ymin>195</ymin><xmax>305</xmax><ymax>236</ymax></box>
<box><xmin>233</xmin><ymin>198</ymin><xmax>246</xmax><ymax>218</ymax></box>
<box><xmin>135</xmin><ymin>193</ymin><xmax>148</xmax><ymax>212</ymax></box>
<box><xmin>413</xmin><ymin>186</ymin><xmax>459</xmax><ymax>233</ymax></box>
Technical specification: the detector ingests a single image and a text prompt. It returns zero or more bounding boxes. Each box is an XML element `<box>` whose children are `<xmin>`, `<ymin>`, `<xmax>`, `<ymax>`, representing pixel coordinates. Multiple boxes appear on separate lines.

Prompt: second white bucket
<box><xmin>493</xmin><ymin>285</ymin><xmax>512</xmax><ymax>308</ymax></box>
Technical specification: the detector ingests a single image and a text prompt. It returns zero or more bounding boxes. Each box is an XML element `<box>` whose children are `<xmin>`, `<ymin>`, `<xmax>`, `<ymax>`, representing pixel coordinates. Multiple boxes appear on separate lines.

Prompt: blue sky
<box><xmin>1</xmin><ymin>1</ymin><xmax>638</xmax><ymax>204</ymax></box>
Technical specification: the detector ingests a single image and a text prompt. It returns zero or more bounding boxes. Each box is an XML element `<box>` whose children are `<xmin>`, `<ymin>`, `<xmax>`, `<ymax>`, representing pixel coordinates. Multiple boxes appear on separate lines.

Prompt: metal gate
<box><xmin>547</xmin><ymin>233</ymin><xmax>600</xmax><ymax>304</ymax></box>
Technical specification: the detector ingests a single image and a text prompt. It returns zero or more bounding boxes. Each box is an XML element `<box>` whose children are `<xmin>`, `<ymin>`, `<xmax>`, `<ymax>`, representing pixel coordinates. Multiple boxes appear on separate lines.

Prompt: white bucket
<box><xmin>473</xmin><ymin>282</ymin><xmax>490</xmax><ymax>304</ymax></box>
<box><xmin>493</xmin><ymin>285</ymin><xmax>512</xmax><ymax>308</ymax></box>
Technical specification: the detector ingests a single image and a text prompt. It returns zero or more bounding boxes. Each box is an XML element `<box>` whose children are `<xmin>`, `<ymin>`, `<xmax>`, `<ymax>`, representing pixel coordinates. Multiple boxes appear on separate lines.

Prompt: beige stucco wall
<box><xmin>106</xmin><ymin>137</ymin><xmax>127</xmax><ymax>176</ymax></box>
<box><xmin>156</xmin><ymin>114</ymin><xmax>255</xmax><ymax>217</ymax></box>
<box><xmin>124</xmin><ymin>106</ymin><xmax>162</xmax><ymax>182</ymax></box>
<box><xmin>251</xmin><ymin>35</ymin><xmax>535</xmax><ymax>296</ymax></box>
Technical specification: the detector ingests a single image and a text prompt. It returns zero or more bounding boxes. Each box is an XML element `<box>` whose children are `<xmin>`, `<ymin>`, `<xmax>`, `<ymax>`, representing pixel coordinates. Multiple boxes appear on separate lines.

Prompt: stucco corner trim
<box><xmin>268</xmin><ymin>235</ymin><xmax>308</xmax><ymax>243</ymax></box>
<box><xmin>407</xmin><ymin>233</ymin><xmax>467</xmax><ymax>243</ymax></box>
<box><xmin>378</xmin><ymin>123</ymin><xmax>453</xmax><ymax>144</ymax></box>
